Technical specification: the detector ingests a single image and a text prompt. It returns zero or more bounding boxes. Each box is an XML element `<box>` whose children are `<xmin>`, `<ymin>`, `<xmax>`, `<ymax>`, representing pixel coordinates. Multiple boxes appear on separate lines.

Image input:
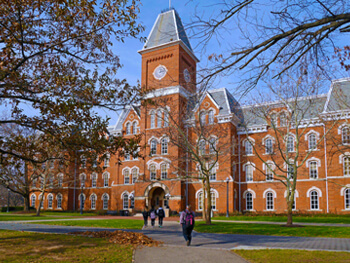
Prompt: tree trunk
<box><xmin>205</xmin><ymin>179</ymin><xmax>212</xmax><ymax>225</ymax></box>
<box><xmin>23</xmin><ymin>194</ymin><xmax>30</xmax><ymax>212</ymax></box>
<box><xmin>202</xmin><ymin>179</ymin><xmax>207</xmax><ymax>222</ymax></box>
<box><xmin>286</xmin><ymin>204</ymin><xmax>293</xmax><ymax>226</ymax></box>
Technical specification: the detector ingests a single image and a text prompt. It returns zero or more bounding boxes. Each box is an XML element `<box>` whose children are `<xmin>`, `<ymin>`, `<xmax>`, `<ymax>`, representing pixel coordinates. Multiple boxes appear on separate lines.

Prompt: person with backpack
<box><xmin>142</xmin><ymin>207</ymin><xmax>149</xmax><ymax>230</ymax></box>
<box><xmin>149</xmin><ymin>206</ymin><xmax>157</xmax><ymax>228</ymax></box>
<box><xmin>180</xmin><ymin>204</ymin><xmax>195</xmax><ymax>246</ymax></box>
<box><xmin>157</xmin><ymin>206</ymin><xmax>165</xmax><ymax>227</ymax></box>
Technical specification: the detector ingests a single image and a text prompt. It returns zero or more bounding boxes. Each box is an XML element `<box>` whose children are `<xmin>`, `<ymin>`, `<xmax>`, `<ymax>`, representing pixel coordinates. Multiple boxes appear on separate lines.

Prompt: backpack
<box><xmin>150</xmin><ymin>211</ymin><xmax>156</xmax><ymax>219</ymax></box>
<box><xmin>158</xmin><ymin>209</ymin><xmax>164</xmax><ymax>217</ymax></box>
<box><xmin>185</xmin><ymin>211</ymin><xmax>194</xmax><ymax>226</ymax></box>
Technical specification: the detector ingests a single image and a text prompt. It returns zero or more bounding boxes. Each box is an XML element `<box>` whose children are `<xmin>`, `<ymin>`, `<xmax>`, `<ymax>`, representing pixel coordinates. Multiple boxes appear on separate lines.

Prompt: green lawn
<box><xmin>234</xmin><ymin>249</ymin><xmax>350</xmax><ymax>263</ymax></box>
<box><xmin>214</xmin><ymin>214</ymin><xmax>350</xmax><ymax>224</ymax></box>
<box><xmin>32</xmin><ymin>218</ymin><xmax>144</xmax><ymax>229</ymax></box>
<box><xmin>195</xmin><ymin>221</ymin><xmax>350</xmax><ymax>238</ymax></box>
<box><xmin>0</xmin><ymin>215</ymin><xmax>74</xmax><ymax>221</ymax></box>
<box><xmin>0</xmin><ymin>211</ymin><xmax>98</xmax><ymax>221</ymax></box>
<box><xmin>0</xmin><ymin>230</ymin><xmax>133</xmax><ymax>263</ymax></box>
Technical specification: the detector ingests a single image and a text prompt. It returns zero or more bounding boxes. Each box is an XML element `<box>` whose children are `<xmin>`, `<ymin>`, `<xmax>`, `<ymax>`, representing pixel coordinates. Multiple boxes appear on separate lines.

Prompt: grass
<box><xmin>0</xmin><ymin>215</ymin><xmax>74</xmax><ymax>221</ymax></box>
<box><xmin>0</xmin><ymin>211</ymin><xmax>98</xmax><ymax>221</ymax></box>
<box><xmin>32</xmin><ymin>218</ymin><xmax>144</xmax><ymax>229</ymax></box>
<box><xmin>195</xmin><ymin>221</ymin><xmax>350</xmax><ymax>238</ymax></box>
<box><xmin>214</xmin><ymin>214</ymin><xmax>350</xmax><ymax>224</ymax></box>
<box><xmin>234</xmin><ymin>249</ymin><xmax>350</xmax><ymax>263</ymax></box>
<box><xmin>0</xmin><ymin>229</ymin><xmax>133</xmax><ymax>263</ymax></box>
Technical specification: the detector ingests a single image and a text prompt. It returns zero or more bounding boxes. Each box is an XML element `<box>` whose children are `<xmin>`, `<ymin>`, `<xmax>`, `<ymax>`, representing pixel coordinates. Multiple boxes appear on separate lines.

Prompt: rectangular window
<box><xmin>309</xmin><ymin>161</ymin><xmax>318</xmax><ymax>179</ymax></box>
<box><xmin>245</xmin><ymin>140</ymin><xmax>253</xmax><ymax>155</ymax></box>
<box><xmin>104</xmin><ymin>175</ymin><xmax>109</xmax><ymax>187</ymax></box>
<box><xmin>123</xmin><ymin>195</ymin><xmax>129</xmax><ymax>210</ymax></box>
<box><xmin>287</xmin><ymin>164</ymin><xmax>294</xmax><ymax>179</ymax></box>
<box><xmin>211</xmin><ymin>193</ymin><xmax>216</xmax><ymax>210</ymax></box>
<box><xmin>124</xmin><ymin>152</ymin><xmax>130</xmax><ymax>161</ymax></box>
<box><xmin>266</xmin><ymin>166</ymin><xmax>273</xmax><ymax>181</ymax></box>
<box><xmin>209</xmin><ymin>164</ymin><xmax>216</xmax><ymax>181</ymax></box>
<box><xmin>287</xmin><ymin>136</ymin><xmax>294</xmax><ymax>152</ymax></box>
<box><xmin>151</xmin><ymin>141</ymin><xmax>157</xmax><ymax>155</ymax></box>
<box><xmin>57</xmin><ymin>196</ymin><xmax>62</xmax><ymax>209</ymax></box>
<box><xmin>308</xmin><ymin>134</ymin><xmax>317</xmax><ymax>150</ymax></box>
<box><xmin>344</xmin><ymin>157</ymin><xmax>350</xmax><ymax>176</ymax></box>
<box><xmin>92</xmin><ymin>175</ymin><xmax>97</xmax><ymax>188</ymax></box>
<box><xmin>246</xmin><ymin>165</ymin><xmax>253</xmax><ymax>182</ymax></box>
<box><xmin>150</xmin><ymin>166</ymin><xmax>156</xmax><ymax>180</ymax></box>
<box><xmin>266</xmin><ymin>193</ymin><xmax>274</xmax><ymax>210</ymax></box>
<box><xmin>246</xmin><ymin>193</ymin><xmax>253</xmax><ymax>210</ymax></box>
<box><xmin>198</xmin><ymin>193</ymin><xmax>203</xmax><ymax>210</ymax></box>
<box><xmin>161</xmin><ymin>165</ymin><xmax>167</xmax><ymax>179</ymax></box>
<box><xmin>265</xmin><ymin>139</ymin><xmax>273</xmax><ymax>154</ymax></box>
<box><xmin>124</xmin><ymin>171</ymin><xmax>130</xmax><ymax>184</ymax></box>
<box><xmin>310</xmin><ymin>191</ymin><xmax>319</xmax><ymax>210</ymax></box>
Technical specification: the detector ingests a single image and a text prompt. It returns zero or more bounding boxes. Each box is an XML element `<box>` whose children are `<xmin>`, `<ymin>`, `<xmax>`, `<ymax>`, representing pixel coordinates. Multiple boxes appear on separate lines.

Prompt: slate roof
<box><xmin>142</xmin><ymin>8</ymin><xmax>192</xmax><ymax>52</ymax></box>
<box><xmin>324</xmin><ymin>78</ymin><xmax>350</xmax><ymax>112</ymax></box>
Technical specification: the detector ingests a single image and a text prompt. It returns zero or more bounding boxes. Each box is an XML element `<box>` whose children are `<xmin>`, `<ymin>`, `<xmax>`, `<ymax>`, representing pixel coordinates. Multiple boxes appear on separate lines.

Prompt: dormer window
<box><xmin>157</xmin><ymin>109</ymin><xmax>162</xmax><ymax>128</ymax></box>
<box><xmin>150</xmin><ymin>111</ymin><xmax>155</xmax><ymax>129</ymax></box>
<box><xmin>126</xmin><ymin>123</ymin><xmax>131</xmax><ymax>135</ymax></box>
<box><xmin>208</xmin><ymin>110</ymin><xmax>214</xmax><ymax>124</ymax></box>
<box><xmin>132</xmin><ymin>121</ymin><xmax>137</xmax><ymax>134</ymax></box>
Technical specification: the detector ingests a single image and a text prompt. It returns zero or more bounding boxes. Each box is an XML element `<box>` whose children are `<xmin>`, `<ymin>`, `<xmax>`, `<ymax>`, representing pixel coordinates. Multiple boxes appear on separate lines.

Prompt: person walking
<box><xmin>180</xmin><ymin>205</ymin><xmax>195</xmax><ymax>246</ymax></box>
<box><xmin>142</xmin><ymin>207</ymin><xmax>149</xmax><ymax>230</ymax></box>
<box><xmin>149</xmin><ymin>206</ymin><xmax>157</xmax><ymax>228</ymax></box>
<box><xmin>157</xmin><ymin>206</ymin><xmax>165</xmax><ymax>227</ymax></box>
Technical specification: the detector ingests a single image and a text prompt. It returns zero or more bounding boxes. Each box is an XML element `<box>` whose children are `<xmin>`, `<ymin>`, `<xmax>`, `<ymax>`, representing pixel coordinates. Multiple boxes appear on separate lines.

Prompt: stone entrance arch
<box><xmin>144</xmin><ymin>182</ymin><xmax>170</xmax><ymax>209</ymax></box>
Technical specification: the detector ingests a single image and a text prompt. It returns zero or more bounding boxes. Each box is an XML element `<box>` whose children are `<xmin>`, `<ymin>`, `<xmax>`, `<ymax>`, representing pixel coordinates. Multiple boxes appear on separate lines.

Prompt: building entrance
<box><xmin>148</xmin><ymin>187</ymin><xmax>165</xmax><ymax>209</ymax></box>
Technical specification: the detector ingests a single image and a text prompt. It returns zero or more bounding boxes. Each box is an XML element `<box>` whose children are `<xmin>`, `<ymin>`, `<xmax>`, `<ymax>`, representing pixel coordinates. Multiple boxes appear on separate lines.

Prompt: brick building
<box><xmin>30</xmin><ymin>9</ymin><xmax>350</xmax><ymax>215</ymax></box>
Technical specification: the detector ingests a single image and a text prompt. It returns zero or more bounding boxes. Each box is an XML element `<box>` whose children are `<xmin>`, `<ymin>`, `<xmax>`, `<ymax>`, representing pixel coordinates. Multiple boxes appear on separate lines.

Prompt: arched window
<box><xmin>132</xmin><ymin>168</ymin><xmax>138</xmax><ymax>184</ymax></box>
<box><xmin>342</xmin><ymin>127</ymin><xmax>350</xmax><ymax>144</ymax></box>
<box><xmin>309</xmin><ymin>161</ymin><xmax>318</xmax><ymax>179</ymax></box>
<box><xmin>161</xmin><ymin>164</ymin><xmax>168</xmax><ymax>179</ymax></box>
<box><xmin>344</xmin><ymin>157</ymin><xmax>350</xmax><ymax>176</ymax></box>
<box><xmin>266</xmin><ymin>192</ymin><xmax>274</xmax><ymax>210</ymax></box>
<box><xmin>126</xmin><ymin>122</ymin><xmax>131</xmax><ymax>135</ymax></box>
<box><xmin>91</xmin><ymin>194</ymin><xmax>96</xmax><ymax>210</ymax></box>
<box><xmin>200</xmin><ymin>112</ymin><xmax>206</xmax><ymax>125</ymax></box>
<box><xmin>245</xmin><ymin>164</ymin><xmax>253</xmax><ymax>182</ymax></box>
<box><xmin>345</xmin><ymin>189</ymin><xmax>350</xmax><ymax>210</ymax></box>
<box><xmin>80</xmin><ymin>174</ymin><xmax>86</xmax><ymax>187</ymax></box>
<box><xmin>287</xmin><ymin>136</ymin><xmax>294</xmax><ymax>152</ymax></box>
<box><xmin>161</xmin><ymin>138</ymin><xmax>168</xmax><ymax>155</ymax></box>
<box><xmin>150</xmin><ymin>139</ymin><xmax>157</xmax><ymax>155</ymax></box>
<box><xmin>31</xmin><ymin>194</ymin><xmax>36</xmax><ymax>207</ymax></box>
<box><xmin>124</xmin><ymin>169</ymin><xmax>130</xmax><ymax>184</ymax></box>
<box><xmin>209</xmin><ymin>163</ymin><xmax>216</xmax><ymax>181</ymax></box>
<box><xmin>57</xmin><ymin>194</ymin><xmax>62</xmax><ymax>209</ymax></box>
<box><xmin>310</xmin><ymin>190</ymin><xmax>319</xmax><ymax>210</ymax></box>
<box><xmin>132</xmin><ymin>121</ymin><xmax>137</xmax><ymax>134</ymax></box>
<box><xmin>266</xmin><ymin>164</ymin><xmax>273</xmax><ymax>181</ymax></box>
<box><xmin>164</xmin><ymin>110</ymin><xmax>169</xmax><ymax>127</ymax></box>
<box><xmin>208</xmin><ymin>110</ymin><xmax>214</xmax><ymax>124</ymax></box>
<box><xmin>211</xmin><ymin>192</ymin><xmax>216</xmax><ymax>210</ymax></box>
<box><xmin>150</xmin><ymin>164</ymin><xmax>156</xmax><ymax>180</ymax></box>
<box><xmin>103</xmin><ymin>173</ymin><xmax>109</xmax><ymax>187</ymax></box>
<box><xmin>270</xmin><ymin>113</ymin><xmax>277</xmax><ymax>126</ymax></box>
<box><xmin>91</xmin><ymin>173</ymin><xmax>97</xmax><ymax>188</ymax></box>
<box><xmin>104</xmin><ymin>153</ymin><xmax>110</xmax><ymax>167</ymax></box>
<box><xmin>265</xmin><ymin>138</ymin><xmax>273</xmax><ymax>154</ymax></box>
<box><xmin>280</xmin><ymin>112</ymin><xmax>287</xmax><ymax>127</ymax></box>
<box><xmin>308</xmin><ymin>133</ymin><xmax>317</xmax><ymax>150</ymax></box>
<box><xmin>58</xmin><ymin>174</ymin><xmax>63</xmax><ymax>188</ymax></box>
<box><xmin>198</xmin><ymin>192</ymin><xmax>203</xmax><ymax>210</ymax></box>
<box><xmin>130</xmin><ymin>195</ymin><xmax>134</xmax><ymax>209</ymax></box>
<box><xmin>123</xmin><ymin>193</ymin><xmax>129</xmax><ymax>209</ymax></box>
<box><xmin>103</xmin><ymin>194</ymin><xmax>108</xmax><ymax>210</ymax></box>
<box><xmin>150</xmin><ymin>111</ymin><xmax>155</xmax><ymax>128</ymax></box>
<box><xmin>157</xmin><ymin>109</ymin><xmax>162</xmax><ymax>128</ymax></box>
<box><xmin>199</xmin><ymin>140</ymin><xmax>206</xmax><ymax>155</ymax></box>
<box><xmin>48</xmin><ymin>194</ymin><xmax>53</xmax><ymax>209</ymax></box>
<box><xmin>245</xmin><ymin>140</ymin><xmax>253</xmax><ymax>155</ymax></box>
<box><xmin>246</xmin><ymin>192</ymin><xmax>253</xmax><ymax>210</ymax></box>
<box><xmin>287</xmin><ymin>164</ymin><xmax>294</xmax><ymax>179</ymax></box>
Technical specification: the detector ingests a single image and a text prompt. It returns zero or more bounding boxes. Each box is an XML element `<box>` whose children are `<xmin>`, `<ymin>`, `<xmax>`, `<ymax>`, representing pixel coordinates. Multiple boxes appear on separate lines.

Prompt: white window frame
<box><xmin>90</xmin><ymin>194</ymin><xmax>96</xmax><ymax>210</ymax></box>
<box><xmin>208</xmin><ymin>110</ymin><xmax>214</xmax><ymax>124</ymax></box>
<box><xmin>150</xmin><ymin>140</ymin><xmax>157</xmax><ymax>155</ymax></box>
<box><xmin>102</xmin><ymin>194</ymin><xmax>109</xmax><ymax>210</ymax></box>
<box><xmin>287</xmin><ymin>136</ymin><xmax>295</xmax><ymax>152</ymax></box>
<box><xmin>308</xmin><ymin>133</ymin><xmax>317</xmax><ymax>150</ymax></box>
<box><xmin>161</xmin><ymin>164</ymin><xmax>167</xmax><ymax>179</ymax></box>
<box><xmin>265</xmin><ymin>138</ymin><xmax>273</xmax><ymax>154</ymax></box>
<box><xmin>57</xmin><ymin>194</ymin><xmax>62</xmax><ymax>209</ymax></box>
<box><xmin>164</xmin><ymin>110</ymin><xmax>169</xmax><ymax>127</ymax></box>
<box><xmin>245</xmin><ymin>164</ymin><xmax>254</xmax><ymax>182</ymax></box>
<box><xmin>150</xmin><ymin>164</ymin><xmax>156</xmax><ymax>180</ymax></box>
<box><xmin>344</xmin><ymin>156</ymin><xmax>350</xmax><ymax>176</ymax></box>
<box><xmin>31</xmin><ymin>194</ymin><xmax>36</xmax><ymax>207</ymax></box>
<box><xmin>131</xmin><ymin>168</ymin><xmax>138</xmax><ymax>184</ymax></box>
<box><xmin>246</xmin><ymin>192</ymin><xmax>253</xmax><ymax>210</ymax></box>
<box><xmin>103</xmin><ymin>173</ymin><xmax>109</xmax><ymax>187</ymax></box>
<box><xmin>157</xmin><ymin>109</ymin><xmax>162</xmax><ymax>128</ymax></box>
<box><xmin>342</xmin><ymin>127</ymin><xmax>350</xmax><ymax>144</ymax></box>
<box><xmin>150</xmin><ymin>111</ymin><xmax>155</xmax><ymax>129</ymax></box>
<box><xmin>132</xmin><ymin>121</ymin><xmax>137</xmax><ymax>134</ymax></box>
<box><xmin>161</xmin><ymin>138</ymin><xmax>168</xmax><ymax>155</ymax></box>
<box><xmin>123</xmin><ymin>194</ymin><xmax>129</xmax><ymax>209</ymax></box>
<box><xmin>245</xmin><ymin>140</ymin><xmax>253</xmax><ymax>155</ymax></box>
<box><xmin>124</xmin><ymin>169</ymin><xmax>130</xmax><ymax>184</ymax></box>
<box><xmin>209</xmin><ymin>163</ymin><xmax>217</xmax><ymax>181</ymax></box>
<box><xmin>91</xmin><ymin>173</ymin><xmax>97</xmax><ymax>188</ymax></box>
<box><xmin>345</xmin><ymin>189</ymin><xmax>350</xmax><ymax>210</ymax></box>
<box><xmin>126</xmin><ymin>122</ymin><xmax>131</xmax><ymax>135</ymax></box>
<box><xmin>310</xmin><ymin>190</ymin><xmax>319</xmax><ymax>210</ymax></box>
<box><xmin>48</xmin><ymin>194</ymin><xmax>53</xmax><ymax>209</ymax></box>
<box><xmin>309</xmin><ymin>161</ymin><xmax>318</xmax><ymax>179</ymax></box>
<box><xmin>266</xmin><ymin>192</ymin><xmax>274</xmax><ymax>211</ymax></box>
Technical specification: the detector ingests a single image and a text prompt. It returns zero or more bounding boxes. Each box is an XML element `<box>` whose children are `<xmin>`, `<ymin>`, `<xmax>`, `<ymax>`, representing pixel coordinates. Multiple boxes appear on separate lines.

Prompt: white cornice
<box><xmin>143</xmin><ymin>85</ymin><xmax>192</xmax><ymax>99</ymax></box>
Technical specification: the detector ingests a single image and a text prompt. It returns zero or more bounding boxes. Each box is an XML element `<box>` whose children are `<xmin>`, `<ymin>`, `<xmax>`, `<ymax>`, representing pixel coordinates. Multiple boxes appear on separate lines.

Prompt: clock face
<box><xmin>153</xmin><ymin>65</ymin><xmax>167</xmax><ymax>80</ymax></box>
<box><xmin>184</xmin><ymin>68</ymin><xmax>191</xmax><ymax>83</ymax></box>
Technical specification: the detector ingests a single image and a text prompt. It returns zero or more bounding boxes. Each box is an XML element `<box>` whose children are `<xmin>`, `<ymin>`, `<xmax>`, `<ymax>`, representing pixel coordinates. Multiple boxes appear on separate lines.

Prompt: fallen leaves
<box><xmin>69</xmin><ymin>230</ymin><xmax>162</xmax><ymax>247</ymax></box>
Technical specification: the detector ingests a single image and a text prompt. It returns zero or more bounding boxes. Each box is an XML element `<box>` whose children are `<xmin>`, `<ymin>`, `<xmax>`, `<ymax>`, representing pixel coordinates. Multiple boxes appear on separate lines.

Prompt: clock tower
<box><xmin>138</xmin><ymin>8</ymin><xmax>199</xmax><ymax>95</ymax></box>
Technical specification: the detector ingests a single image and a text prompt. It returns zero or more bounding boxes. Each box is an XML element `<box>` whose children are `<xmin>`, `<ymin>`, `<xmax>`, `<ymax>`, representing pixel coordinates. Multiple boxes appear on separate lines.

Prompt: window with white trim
<box><xmin>57</xmin><ymin>194</ymin><xmax>62</xmax><ymax>209</ymax></box>
<box><xmin>245</xmin><ymin>140</ymin><xmax>253</xmax><ymax>155</ymax></box>
<box><xmin>344</xmin><ymin>157</ymin><xmax>350</xmax><ymax>176</ymax></box>
<box><xmin>198</xmin><ymin>192</ymin><xmax>203</xmax><ymax>210</ymax></box>
<box><xmin>103</xmin><ymin>194</ymin><xmax>108</xmax><ymax>210</ymax></box>
<box><xmin>209</xmin><ymin>164</ymin><xmax>217</xmax><ymax>181</ymax></box>
<box><xmin>266</xmin><ymin>192</ymin><xmax>274</xmax><ymax>210</ymax></box>
<box><xmin>126</xmin><ymin>122</ymin><xmax>131</xmax><ymax>135</ymax></box>
<box><xmin>132</xmin><ymin>169</ymin><xmax>138</xmax><ymax>184</ymax></box>
<box><xmin>150</xmin><ymin>140</ymin><xmax>157</xmax><ymax>155</ymax></box>
<box><xmin>287</xmin><ymin>136</ymin><xmax>294</xmax><ymax>152</ymax></box>
<box><xmin>308</xmin><ymin>133</ymin><xmax>317</xmax><ymax>150</ymax></box>
<box><xmin>123</xmin><ymin>193</ymin><xmax>129</xmax><ymax>209</ymax></box>
<box><xmin>199</xmin><ymin>140</ymin><xmax>206</xmax><ymax>155</ymax></box>
<box><xmin>287</xmin><ymin>164</ymin><xmax>294</xmax><ymax>179</ymax></box>
<box><xmin>161</xmin><ymin>138</ymin><xmax>168</xmax><ymax>155</ymax></box>
<box><xmin>157</xmin><ymin>109</ymin><xmax>162</xmax><ymax>128</ymax></box>
<box><xmin>209</xmin><ymin>137</ymin><xmax>216</xmax><ymax>154</ymax></box>
<box><xmin>31</xmin><ymin>195</ymin><xmax>36</xmax><ymax>207</ymax></box>
<box><xmin>150</xmin><ymin>111</ymin><xmax>155</xmax><ymax>128</ymax></box>
<box><xmin>104</xmin><ymin>154</ymin><xmax>110</xmax><ymax>167</ymax></box>
<box><xmin>124</xmin><ymin>170</ymin><xmax>130</xmax><ymax>184</ymax></box>
<box><xmin>161</xmin><ymin>164</ymin><xmax>167</xmax><ymax>179</ymax></box>
<box><xmin>280</xmin><ymin>112</ymin><xmax>287</xmax><ymax>127</ymax></box>
<box><xmin>246</xmin><ymin>192</ymin><xmax>253</xmax><ymax>210</ymax></box>
<box><xmin>270</xmin><ymin>113</ymin><xmax>277</xmax><ymax>127</ymax></box>
<box><xmin>91</xmin><ymin>194</ymin><xmax>96</xmax><ymax>209</ymax></box>
<box><xmin>208</xmin><ymin>110</ymin><xmax>214</xmax><ymax>124</ymax></box>
<box><xmin>265</xmin><ymin>138</ymin><xmax>273</xmax><ymax>154</ymax></box>
<box><xmin>48</xmin><ymin>194</ymin><xmax>53</xmax><ymax>209</ymax></box>
<box><xmin>103</xmin><ymin>173</ymin><xmax>109</xmax><ymax>187</ymax></box>
<box><xmin>342</xmin><ymin>127</ymin><xmax>350</xmax><ymax>144</ymax></box>
<box><xmin>80</xmin><ymin>174</ymin><xmax>86</xmax><ymax>187</ymax></box>
<box><xmin>150</xmin><ymin>164</ymin><xmax>156</xmax><ymax>180</ymax></box>
<box><xmin>266</xmin><ymin>164</ymin><xmax>273</xmax><ymax>181</ymax></box>
<box><xmin>164</xmin><ymin>110</ymin><xmax>169</xmax><ymax>127</ymax></box>
<box><xmin>132</xmin><ymin>121</ymin><xmax>137</xmax><ymax>134</ymax></box>
<box><xmin>345</xmin><ymin>189</ymin><xmax>350</xmax><ymax>210</ymax></box>
<box><xmin>124</xmin><ymin>151</ymin><xmax>130</xmax><ymax>161</ymax></box>
<box><xmin>310</xmin><ymin>190</ymin><xmax>319</xmax><ymax>210</ymax></box>
<box><xmin>245</xmin><ymin>164</ymin><xmax>253</xmax><ymax>182</ymax></box>
<box><xmin>211</xmin><ymin>192</ymin><xmax>216</xmax><ymax>210</ymax></box>
<box><xmin>309</xmin><ymin>161</ymin><xmax>318</xmax><ymax>179</ymax></box>
<box><xmin>200</xmin><ymin>112</ymin><xmax>206</xmax><ymax>126</ymax></box>
<box><xmin>91</xmin><ymin>173</ymin><xmax>97</xmax><ymax>188</ymax></box>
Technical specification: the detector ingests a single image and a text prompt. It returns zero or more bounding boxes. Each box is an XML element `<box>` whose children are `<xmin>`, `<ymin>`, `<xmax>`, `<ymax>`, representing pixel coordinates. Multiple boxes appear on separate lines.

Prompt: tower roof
<box><xmin>142</xmin><ymin>8</ymin><xmax>193</xmax><ymax>52</ymax></box>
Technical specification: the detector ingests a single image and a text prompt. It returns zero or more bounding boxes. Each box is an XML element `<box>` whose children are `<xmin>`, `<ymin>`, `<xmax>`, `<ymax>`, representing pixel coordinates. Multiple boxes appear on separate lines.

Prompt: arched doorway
<box><xmin>149</xmin><ymin>187</ymin><xmax>165</xmax><ymax>209</ymax></box>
